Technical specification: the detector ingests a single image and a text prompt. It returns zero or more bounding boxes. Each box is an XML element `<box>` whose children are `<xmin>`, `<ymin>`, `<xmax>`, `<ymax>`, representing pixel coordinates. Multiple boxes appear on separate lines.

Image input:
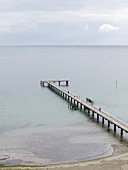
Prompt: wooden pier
<box><xmin>40</xmin><ymin>79</ymin><xmax>128</xmax><ymax>137</ymax></box>
<box><xmin>40</xmin><ymin>79</ymin><xmax>69</xmax><ymax>87</ymax></box>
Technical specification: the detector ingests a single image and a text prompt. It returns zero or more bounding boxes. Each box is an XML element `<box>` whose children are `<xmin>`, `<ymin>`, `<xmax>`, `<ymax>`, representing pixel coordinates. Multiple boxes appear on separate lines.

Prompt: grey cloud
<box><xmin>0</xmin><ymin>0</ymin><xmax>128</xmax><ymax>45</ymax></box>
<box><xmin>0</xmin><ymin>0</ymin><xmax>127</xmax><ymax>12</ymax></box>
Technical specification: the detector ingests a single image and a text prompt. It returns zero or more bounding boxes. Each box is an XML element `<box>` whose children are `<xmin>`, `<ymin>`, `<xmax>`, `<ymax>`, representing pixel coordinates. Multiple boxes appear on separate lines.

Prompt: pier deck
<box><xmin>40</xmin><ymin>79</ymin><xmax>69</xmax><ymax>86</ymax></box>
<box><xmin>40</xmin><ymin>80</ymin><xmax>128</xmax><ymax>137</ymax></box>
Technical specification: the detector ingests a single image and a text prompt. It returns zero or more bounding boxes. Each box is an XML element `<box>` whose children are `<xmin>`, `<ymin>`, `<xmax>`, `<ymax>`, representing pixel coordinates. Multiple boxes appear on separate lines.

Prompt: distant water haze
<box><xmin>0</xmin><ymin>46</ymin><xmax>128</xmax><ymax>165</ymax></box>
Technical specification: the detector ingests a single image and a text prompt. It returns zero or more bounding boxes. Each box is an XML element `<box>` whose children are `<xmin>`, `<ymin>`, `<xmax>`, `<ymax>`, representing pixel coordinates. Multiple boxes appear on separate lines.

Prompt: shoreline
<box><xmin>1</xmin><ymin>144</ymin><xmax>128</xmax><ymax>170</ymax></box>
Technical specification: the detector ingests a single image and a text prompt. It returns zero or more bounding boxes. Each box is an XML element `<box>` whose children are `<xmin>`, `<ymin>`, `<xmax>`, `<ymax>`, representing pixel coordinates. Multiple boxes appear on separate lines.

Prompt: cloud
<box><xmin>99</xmin><ymin>24</ymin><xmax>120</xmax><ymax>32</ymax></box>
<box><xmin>0</xmin><ymin>0</ymin><xmax>127</xmax><ymax>45</ymax></box>
<box><xmin>0</xmin><ymin>12</ymin><xmax>39</xmax><ymax>33</ymax></box>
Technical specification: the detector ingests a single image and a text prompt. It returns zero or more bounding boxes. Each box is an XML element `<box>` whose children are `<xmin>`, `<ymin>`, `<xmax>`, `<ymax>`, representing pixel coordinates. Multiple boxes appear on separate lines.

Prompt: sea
<box><xmin>0</xmin><ymin>45</ymin><xmax>128</xmax><ymax>165</ymax></box>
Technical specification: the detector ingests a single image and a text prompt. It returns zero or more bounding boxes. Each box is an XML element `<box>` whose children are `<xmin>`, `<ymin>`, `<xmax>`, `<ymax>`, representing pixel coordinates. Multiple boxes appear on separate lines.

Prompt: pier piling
<box><xmin>102</xmin><ymin>117</ymin><xmax>104</xmax><ymax>125</ymax></box>
<box><xmin>92</xmin><ymin>111</ymin><xmax>94</xmax><ymax>118</ymax></box>
<box><xmin>108</xmin><ymin>121</ymin><xmax>110</xmax><ymax>130</ymax></box>
<box><xmin>97</xmin><ymin>114</ymin><xmax>99</xmax><ymax>123</ymax></box>
<box><xmin>114</xmin><ymin>124</ymin><xmax>116</xmax><ymax>132</ymax></box>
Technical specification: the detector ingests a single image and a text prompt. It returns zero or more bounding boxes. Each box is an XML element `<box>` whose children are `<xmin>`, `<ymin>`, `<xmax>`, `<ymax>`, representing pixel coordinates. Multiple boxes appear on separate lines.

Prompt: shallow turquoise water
<box><xmin>0</xmin><ymin>46</ymin><xmax>128</xmax><ymax>165</ymax></box>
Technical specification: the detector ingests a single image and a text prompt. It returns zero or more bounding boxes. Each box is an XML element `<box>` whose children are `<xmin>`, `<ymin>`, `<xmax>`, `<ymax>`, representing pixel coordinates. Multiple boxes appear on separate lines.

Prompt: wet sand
<box><xmin>0</xmin><ymin>144</ymin><xmax>128</xmax><ymax>170</ymax></box>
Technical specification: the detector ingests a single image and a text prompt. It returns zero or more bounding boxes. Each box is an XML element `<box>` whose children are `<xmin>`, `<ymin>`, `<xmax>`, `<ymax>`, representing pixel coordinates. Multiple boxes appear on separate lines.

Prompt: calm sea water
<box><xmin>0</xmin><ymin>46</ymin><xmax>128</xmax><ymax>165</ymax></box>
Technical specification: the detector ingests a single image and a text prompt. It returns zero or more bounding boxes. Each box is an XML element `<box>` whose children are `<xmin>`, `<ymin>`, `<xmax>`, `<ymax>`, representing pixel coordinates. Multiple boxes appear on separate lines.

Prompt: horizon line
<box><xmin>0</xmin><ymin>45</ymin><xmax>128</xmax><ymax>47</ymax></box>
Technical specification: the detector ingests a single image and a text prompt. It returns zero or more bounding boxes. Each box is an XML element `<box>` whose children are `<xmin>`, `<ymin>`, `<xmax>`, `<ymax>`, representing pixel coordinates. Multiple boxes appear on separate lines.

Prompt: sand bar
<box><xmin>0</xmin><ymin>144</ymin><xmax>128</xmax><ymax>170</ymax></box>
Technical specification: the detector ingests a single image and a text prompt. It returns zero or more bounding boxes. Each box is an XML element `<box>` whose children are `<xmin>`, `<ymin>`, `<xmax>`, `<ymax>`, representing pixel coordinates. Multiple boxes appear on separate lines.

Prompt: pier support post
<box><xmin>92</xmin><ymin>111</ymin><xmax>94</xmax><ymax>118</ymax></box>
<box><xmin>40</xmin><ymin>81</ymin><xmax>42</xmax><ymax>86</ymax></box>
<box><xmin>121</xmin><ymin>129</ymin><xmax>123</xmax><ymax>137</ymax></box>
<box><xmin>88</xmin><ymin>109</ymin><xmax>90</xmax><ymax>115</ymax></box>
<box><xmin>97</xmin><ymin>114</ymin><xmax>99</xmax><ymax>123</ymax></box>
<box><xmin>108</xmin><ymin>121</ymin><xmax>110</xmax><ymax>130</ymax></box>
<box><xmin>68</xmin><ymin>96</ymin><xmax>70</xmax><ymax>101</ymax></box>
<box><xmin>114</xmin><ymin>124</ymin><xmax>116</xmax><ymax>132</ymax></box>
<box><xmin>80</xmin><ymin>104</ymin><xmax>82</xmax><ymax>110</ymax></box>
<box><xmin>42</xmin><ymin>81</ymin><xmax>45</xmax><ymax>87</ymax></box>
<box><xmin>40</xmin><ymin>81</ymin><xmax>44</xmax><ymax>87</ymax></box>
<box><xmin>74</xmin><ymin>100</ymin><xmax>76</xmax><ymax>105</ymax></box>
<box><xmin>66</xmin><ymin>81</ymin><xmax>68</xmax><ymax>86</ymax></box>
<box><xmin>84</xmin><ymin>106</ymin><xmax>86</xmax><ymax>112</ymax></box>
<box><xmin>71</xmin><ymin>98</ymin><xmax>73</xmax><ymax>103</ymax></box>
<box><xmin>102</xmin><ymin>117</ymin><xmax>104</xmax><ymax>125</ymax></box>
<box><xmin>77</xmin><ymin>101</ymin><xmax>79</xmax><ymax>107</ymax></box>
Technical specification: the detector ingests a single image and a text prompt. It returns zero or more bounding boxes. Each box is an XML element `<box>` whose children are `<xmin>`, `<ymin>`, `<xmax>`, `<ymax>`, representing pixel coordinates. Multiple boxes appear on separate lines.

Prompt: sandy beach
<box><xmin>0</xmin><ymin>144</ymin><xmax>128</xmax><ymax>170</ymax></box>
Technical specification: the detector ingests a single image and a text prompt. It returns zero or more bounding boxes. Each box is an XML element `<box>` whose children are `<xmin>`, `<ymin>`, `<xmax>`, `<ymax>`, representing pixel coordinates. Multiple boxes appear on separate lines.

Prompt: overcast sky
<box><xmin>0</xmin><ymin>0</ymin><xmax>128</xmax><ymax>45</ymax></box>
